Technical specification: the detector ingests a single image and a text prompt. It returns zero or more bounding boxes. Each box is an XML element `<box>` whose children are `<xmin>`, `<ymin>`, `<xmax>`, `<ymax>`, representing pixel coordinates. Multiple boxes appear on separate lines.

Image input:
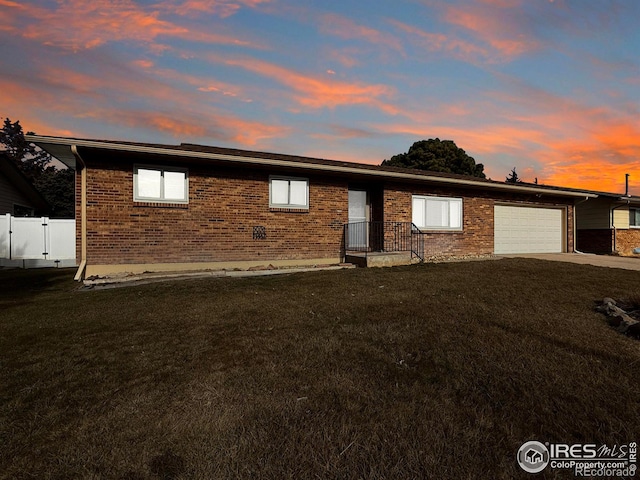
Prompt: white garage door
<box><xmin>494</xmin><ymin>205</ymin><xmax>564</xmax><ymax>254</ymax></box>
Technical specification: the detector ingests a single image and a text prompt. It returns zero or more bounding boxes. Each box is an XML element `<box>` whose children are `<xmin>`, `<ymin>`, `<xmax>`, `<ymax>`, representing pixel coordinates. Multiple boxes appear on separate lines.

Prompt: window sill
<box><xmin>269</xmin><ymin>207</ymin><xmax>309</xmax><ymax>213</ymax></box>
<box><xmin>134</xmin><ymin>201</ymin><xmax>189</xmax><ymax>209</ymax></box>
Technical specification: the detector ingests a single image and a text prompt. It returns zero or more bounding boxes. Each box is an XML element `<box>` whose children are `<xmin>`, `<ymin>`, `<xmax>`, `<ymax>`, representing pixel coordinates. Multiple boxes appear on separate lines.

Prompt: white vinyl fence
<box><xmin>0</xmin><ymin>214</ymin><xmax>76</xmax><ymax>268</ymax></box>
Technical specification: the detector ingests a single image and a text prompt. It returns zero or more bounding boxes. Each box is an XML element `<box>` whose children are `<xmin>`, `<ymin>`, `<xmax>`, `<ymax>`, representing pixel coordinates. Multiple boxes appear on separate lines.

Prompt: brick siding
<box><xmin>77</xmin><ymin>155</ymin><xmax>576</xmax><ymax>267</ymax></box>
<box><xmin>82</xmin><ymin>158</ymin><xmax>348</xmax><ymax>265</ymax></box>
<box><xmin>615</xmin><ymin>229</ymin><xmax>640</xmax><ymax>256</ymax></box>
<box><xmin>383</xmin><ymin>183</ymin><xmax>574</xmax><ymax>256</ymax></box>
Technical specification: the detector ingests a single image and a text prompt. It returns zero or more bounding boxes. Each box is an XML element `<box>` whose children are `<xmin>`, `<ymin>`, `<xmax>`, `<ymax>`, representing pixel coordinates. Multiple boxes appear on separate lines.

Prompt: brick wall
<box><xmin>615</xmin><ymin>229</ymin><xmax>640</xmax><ymax>256</ymax></box>
<box><xmin>79</xmin><ymin>155</ymin><xmax>576</xmax><ymax>267</ymax></box>
<box><xmin>383</xmin><ymin>183</ymin><xmax>575</xmax><ymax>255</ymax></box>
<box><xmin>83</xmin><ymin>158</ymin><xmax>348</xmax><ymax>265</ymax></box>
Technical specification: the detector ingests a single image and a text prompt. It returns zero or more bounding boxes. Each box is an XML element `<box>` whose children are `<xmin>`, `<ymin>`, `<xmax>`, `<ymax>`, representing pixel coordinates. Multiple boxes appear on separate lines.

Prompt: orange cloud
<box><xmin>543</xmin><ymin>160</ymin><xmax>639</xmax><ymax>196</ymax></box>
<box><xmin>438</xmin><ymin>1</ymin><xmax>541</xmax><ymax>62</ymax></box>
<box><xmin>320</xmin><ymin>13</ymin><xmax>405</xmax><ymax>56</ymax></box>
<box><xmin>0</xmin><ymin>51</ymin><xmax>287</xmax><ymax>148</ymax></box>
<box><xmin>167</xmin><ymin>0</ymin><xmax>272</xmax><ymax>18</ymax></box>
<box><xmin>217</xmin><ymin>56</ymin><xmax>396</xmax><ymax>110</ymax></box>
<box><xmin>370</xmin><ymin>78</ymin><xmax>640</xmax><ymax>195</ymax></box>
<box><xmin>115</xmin><ymin>110</ymin><xmax>289</xmax><ymax>146</ymax></box>
<box><xmin>145</xmin><ymin>66</ymin><xmax>251</xmax><ymax>102</ymax></box>
<box><xmin>327</xmin><ymin>48</ymin><xmax>363</xmax><ymax>68</ymax></box>
<box><xmin>2</xmin><ymin>0</ymin><xmax>257</xmax><ymax>52</ymax></box>
<box><xmin>390</xmin><ymin>20</ymin><xmax>490</xmax><ymax>62</ymax></box>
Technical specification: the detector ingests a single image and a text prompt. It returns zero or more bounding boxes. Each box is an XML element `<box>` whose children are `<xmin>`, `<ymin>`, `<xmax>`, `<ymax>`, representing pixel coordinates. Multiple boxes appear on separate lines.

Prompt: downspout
<box><xmin>573</xmin><ymin>197</ymin><xmax>591</xmax><ymax>254</ymax></box>
<box><xmin>611</xmin><ymin>200</ymin><xmax>630</xmax><ymax>254</ymax></box>
<box><xmin>71</xmin><ymin>145</ymin><xmax>87</xmax><ymax>281</ymax></box>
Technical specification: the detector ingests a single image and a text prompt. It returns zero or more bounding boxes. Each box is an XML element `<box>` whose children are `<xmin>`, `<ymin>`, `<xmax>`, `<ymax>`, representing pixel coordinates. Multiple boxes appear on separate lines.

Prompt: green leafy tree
<box><xmin>382</xmin><ymin>139</ymin><xmax>486</xmax><ymax>178</ymax></box>
<box><xmin>505</xmin><ymin>167</ymin><xmax>521</xmax><ymax>184</ymax></box>
<box><xmin>34</xmin><ymin>168</ymin><xmax>75</xmax><ymax>218</ymax></box>
<box><xmin>1</xmin><ymin>117</ymin><xmax>75</xmax><ymax>218</ymax></box>
<box><xmin>0</xmin><ymin>118</ymin><xmax>52</xmax><ymax>181</ymax></box>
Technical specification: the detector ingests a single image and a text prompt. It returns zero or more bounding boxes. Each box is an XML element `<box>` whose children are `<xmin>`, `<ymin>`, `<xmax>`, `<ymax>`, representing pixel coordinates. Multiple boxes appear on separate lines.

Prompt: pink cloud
<box><xmin>1</xmin><ymin>0</ymin><xmax>258</xmax><ymax>52</ymax></box>
<box><xmin>319</xmin><ymin>13</ymin><xmax>405</xmax><ymax>56</ymax></box>
<box><xmin>433</xmin><ymin>0</ymin><xmax>541</xmax><ymax>62</ymax></box>
<box><xmin>166</xmin><ymin>0</ymin><xmax>272</xmax><ymax>18</ymax></box>
<box><xmin>217</xmin><ymin>56</ymin><xmax>396</xmax><ymax>110</ymax></box>
<box><xmin>390</xmin><ymin>20</ymin><xmax>490</xmax><ymax>63</ymax></box>
<box><xmin>391</xmin><ymin>1</ymin><xmax>543</xmax><ymax>64</ymax></box>
<box><xmin>0</xmin><ymin>52</ymin><xmax>286</xmax><ymax>148</ymax></box>
<box><xmin>327</xmin><ymin>48</ymin><xmax>363</xmax><ymax>68</ymax></box>
<box><xmin>114</xmin><ymin>110</ymin><xmax>288</xmax><ymax>146</ymax></box>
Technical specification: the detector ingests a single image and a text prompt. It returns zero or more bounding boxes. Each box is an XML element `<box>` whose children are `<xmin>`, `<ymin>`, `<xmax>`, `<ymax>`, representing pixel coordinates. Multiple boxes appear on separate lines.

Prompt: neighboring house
<box><xmin>576</xmin><ymin>191</ymin><xmax>640</xmax><ymax>256</ymax></box>
<box><xmin>0</xmin><ymin>153</ymin><xmax>49</xmax><ymax>216</ymax></box>
<box><xmin>27</xmin><ymin>135</ymin><xmax>594</xmax><ymax>280</ymax></box>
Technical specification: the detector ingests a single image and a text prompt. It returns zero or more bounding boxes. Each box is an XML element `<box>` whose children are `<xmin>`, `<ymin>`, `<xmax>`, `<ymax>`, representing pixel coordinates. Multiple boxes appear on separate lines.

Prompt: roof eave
<box><xmin>26</xmin><ymin>135</ymin><xmax>598</xmax><ymax>199</ymax></box>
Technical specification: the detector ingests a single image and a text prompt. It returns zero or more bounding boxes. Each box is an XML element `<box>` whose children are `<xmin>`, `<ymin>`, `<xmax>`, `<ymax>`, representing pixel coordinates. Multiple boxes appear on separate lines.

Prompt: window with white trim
<box><xmin>269</xmin><ymin>176</ymin><xmax>309</xmax><ymax>209</ymax></box>
<box><xmin>134</xmin><ymin>166</ymin><xmax>188</xmax><ymax>203</ymax></box>
<box><xmin>412</xmin><ymin>195</ymin><xmax>463</xmax><ymax>230</ymax></box>
<box><xmin>630</xmin><ymin>208</ymin><xmax>640</xmax><ymax>228</ymax></box>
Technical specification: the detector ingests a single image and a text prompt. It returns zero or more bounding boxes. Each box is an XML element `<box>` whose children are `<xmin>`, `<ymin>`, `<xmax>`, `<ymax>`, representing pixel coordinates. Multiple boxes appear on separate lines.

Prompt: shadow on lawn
<box><xmin>0</xmin><ymin>267</ymin><xmax>77</xmax><ymax>306</ymax></box>
<box><xmin>0</xmin><ymin>267</ymin><xmax>75</xmax><ymax>291</ymax></box>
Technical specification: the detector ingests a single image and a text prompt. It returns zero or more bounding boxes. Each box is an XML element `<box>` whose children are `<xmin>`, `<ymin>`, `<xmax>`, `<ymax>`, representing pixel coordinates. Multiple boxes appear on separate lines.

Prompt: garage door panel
<box><xmin>494</xmin><ymin>205</ymin><xmax>563</xmax><ymax>254</ymax></box>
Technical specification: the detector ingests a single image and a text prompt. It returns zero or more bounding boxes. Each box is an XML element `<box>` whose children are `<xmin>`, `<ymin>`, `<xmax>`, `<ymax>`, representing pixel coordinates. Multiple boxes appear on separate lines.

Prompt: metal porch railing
<box><xmin>343</xmin><ymin>221</ymin><xmax>424</xmax><ymax>262</ymax></box>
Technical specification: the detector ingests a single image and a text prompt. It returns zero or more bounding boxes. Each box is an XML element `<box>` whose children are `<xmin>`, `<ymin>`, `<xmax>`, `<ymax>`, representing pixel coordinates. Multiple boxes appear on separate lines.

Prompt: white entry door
<box><xmin>348</xmin><ymin>190</ymin><xmax>368</xmax><ymax>248</ymax></box>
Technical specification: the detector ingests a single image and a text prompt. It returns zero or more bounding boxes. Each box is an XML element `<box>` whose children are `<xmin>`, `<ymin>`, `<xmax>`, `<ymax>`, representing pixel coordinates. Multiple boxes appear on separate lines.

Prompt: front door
<box><xmin>348</xmin><ymin>189</ymin><xmax>368</xmax><ymax>248</ymax></box>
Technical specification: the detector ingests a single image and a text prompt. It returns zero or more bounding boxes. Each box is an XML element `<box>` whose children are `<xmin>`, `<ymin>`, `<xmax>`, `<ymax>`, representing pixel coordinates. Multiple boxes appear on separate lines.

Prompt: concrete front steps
<box><xmin>344</xmin><ymin>251</ymin><xmax>420</xmax><ymax>268</ymax></box>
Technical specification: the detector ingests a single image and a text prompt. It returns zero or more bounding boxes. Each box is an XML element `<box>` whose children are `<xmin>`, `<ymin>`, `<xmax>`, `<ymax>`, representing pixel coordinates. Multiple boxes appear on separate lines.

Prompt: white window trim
<box><xmin>133</xmin><ymin>165</ymin><xmax>189</xmax><ymax>204</ymax></box>
<box><xmin>630</xmin><ymin>208</ymin><xmax>640</xmax><ymax>228</ymax></box>
<box><xmin>269</xmin><ymin>176</ymin><xmax>309</xmax><ymax>209</ymax></box>
<box><xmin>412</xmin><ymin>195</ymin><xmax>463</xmax><ymax>231</ymax></box>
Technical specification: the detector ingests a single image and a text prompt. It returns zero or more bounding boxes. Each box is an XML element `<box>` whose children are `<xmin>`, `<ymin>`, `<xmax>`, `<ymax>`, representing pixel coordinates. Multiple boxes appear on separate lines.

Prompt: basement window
<box><xmin>269</xmin><ymin>176</ymin><xmax>309</xmax><ymax>209</ymax></box>
<box><xmin>631</xmin><ymin>208</ymin><xmax>640</xmax><ymax>228</ymax></box>
<box><xmin>134</xmin><ymin>165</ymin><xmax>188</xmax><ymax>203</ymax></box>
<box><xmin>412</xmin><ymin>195</ymin><xmax>463</xmax><ymax>231</ymax></box>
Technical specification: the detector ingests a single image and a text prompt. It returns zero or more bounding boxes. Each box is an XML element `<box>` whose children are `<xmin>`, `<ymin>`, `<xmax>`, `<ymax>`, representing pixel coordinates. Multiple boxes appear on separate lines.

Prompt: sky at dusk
<box><xmin>1</xmin><ymin>0</ymin><xmax>639</xmax><ymax>194</ymax></box>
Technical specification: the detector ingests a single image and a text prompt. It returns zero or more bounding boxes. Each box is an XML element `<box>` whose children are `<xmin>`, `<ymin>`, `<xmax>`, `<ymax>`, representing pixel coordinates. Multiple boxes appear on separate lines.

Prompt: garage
<box><xmin>494</xmin><ymin>205</ymin><xmax>565</xmax><ymax>254</ymax></box>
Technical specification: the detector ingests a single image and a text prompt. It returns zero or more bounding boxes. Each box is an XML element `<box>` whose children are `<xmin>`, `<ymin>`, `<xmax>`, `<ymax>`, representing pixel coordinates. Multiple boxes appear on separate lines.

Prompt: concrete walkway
<box><xmin>502</xmin><ymin>253</ymin><xmax>640</xmax><ymax>271</ymax></box>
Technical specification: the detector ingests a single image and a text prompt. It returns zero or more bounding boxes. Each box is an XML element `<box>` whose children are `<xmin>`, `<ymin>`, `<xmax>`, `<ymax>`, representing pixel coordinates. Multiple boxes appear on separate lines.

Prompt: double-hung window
<box><xmin>630</xmin><ymin>208</ymin><xmax>640</xmax><ymax>228</ymax></box>
<box><xmin>412</xmin><ymin>195</ymin><xmax>463</xmax><ymax>230</ymax></box>
<box><xmin>269</xmin><ymin>176</ymin><xmax>309</xmax><ymax>209</ymax></box>
<box><xmin>134</xmin><ymin>166</ymin><xmax>188</xmax><ymax>203</ymax></box>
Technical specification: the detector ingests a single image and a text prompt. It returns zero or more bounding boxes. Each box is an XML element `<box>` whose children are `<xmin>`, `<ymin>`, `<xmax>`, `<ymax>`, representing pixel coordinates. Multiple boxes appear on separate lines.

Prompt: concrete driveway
<box><xmin>502</xmin><ymin>253</ymin><xmax>640</xmax><ymax>271</ymax></box>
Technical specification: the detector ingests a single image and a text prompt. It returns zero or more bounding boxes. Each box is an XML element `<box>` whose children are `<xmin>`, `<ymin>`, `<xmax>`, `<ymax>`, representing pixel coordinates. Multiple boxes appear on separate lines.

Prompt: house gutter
<box><xmin>26</xmin><ymin>136</ymin><xmax>598</xmax><ymax>199</ymax></box>
<box><xmin>71</xmin><ymin>145</ymin><xmax>87</xmax><ymax>281</ymax></box>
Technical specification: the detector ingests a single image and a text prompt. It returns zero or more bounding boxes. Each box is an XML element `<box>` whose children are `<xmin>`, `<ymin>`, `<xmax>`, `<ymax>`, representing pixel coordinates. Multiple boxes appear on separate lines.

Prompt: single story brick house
<box><xmin>576</xmin><ymin>191</ymin><xmax>640</xmax><ymax>256</ymax></box>
<box><xmin>0</xmin><ymin>153</ymin><xmax>49</xmax><ymax>216</ymax></box>
<box><xmin>27</xmin><ymin>135</ymin><xmax>595</xmax><ymax>280</ymax></box>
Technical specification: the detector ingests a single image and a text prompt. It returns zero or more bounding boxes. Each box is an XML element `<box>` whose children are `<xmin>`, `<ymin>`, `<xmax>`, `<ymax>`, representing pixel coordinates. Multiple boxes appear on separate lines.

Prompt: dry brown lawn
<box><xmin>1</xmin><ymin>258</ymin><xmax>639</xmax><ymax>479</ymax></box>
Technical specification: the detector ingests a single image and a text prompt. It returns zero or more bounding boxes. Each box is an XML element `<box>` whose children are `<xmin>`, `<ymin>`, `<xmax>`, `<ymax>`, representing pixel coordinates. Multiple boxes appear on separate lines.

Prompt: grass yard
<box><xmin>1</xmin><ymin>259</ymin><xmax>640</xmax><ymax>479</ymax></box>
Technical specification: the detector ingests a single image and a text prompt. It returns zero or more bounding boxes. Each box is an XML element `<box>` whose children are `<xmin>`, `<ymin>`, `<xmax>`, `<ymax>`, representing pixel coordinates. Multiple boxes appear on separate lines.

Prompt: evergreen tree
<box><xmin>1</xmin><ymin>117</ymin><xmax>75</xmax><ymax>218</ymax></box>
<box><xmin>0</xmin><ymin>118</ymin><xmax>52</xmax><ymax>181</ymax></box>
<box><xmin>505</xmin><ymin>167</ymin><xmax>521</xmax><ymax>183</ymax></box>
